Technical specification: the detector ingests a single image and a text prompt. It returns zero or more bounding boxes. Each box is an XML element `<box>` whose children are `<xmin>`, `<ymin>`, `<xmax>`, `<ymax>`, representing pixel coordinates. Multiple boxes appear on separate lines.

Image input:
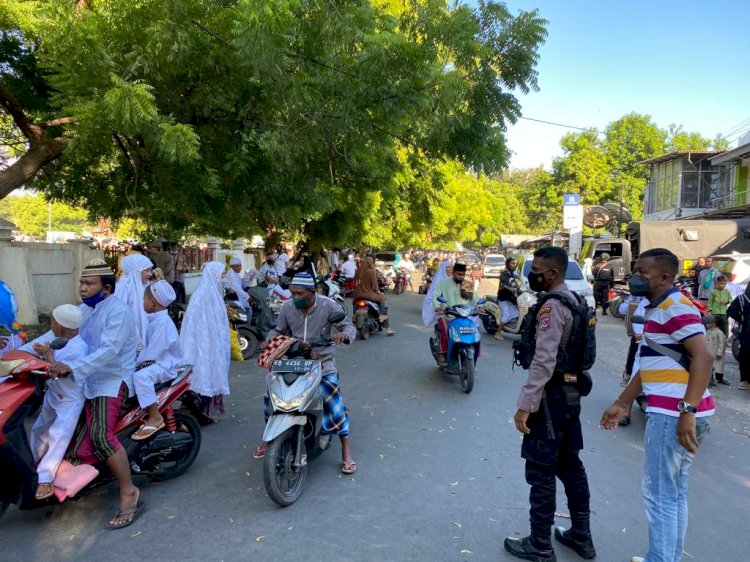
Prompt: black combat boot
<box><xmin>554</xmin><ymin>515</ymin><xmax>596</xmax><ymax>559</ymax></box>
<box><xmin>504</xmin><ymin>535</ymin><xmax>556</xmax><ymax>562</ymax></box>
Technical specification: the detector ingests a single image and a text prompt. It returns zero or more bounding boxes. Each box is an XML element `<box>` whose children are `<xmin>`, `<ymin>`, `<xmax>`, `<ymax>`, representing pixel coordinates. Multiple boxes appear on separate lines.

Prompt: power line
<box><xmin>518</xmin><ymin>116</ymin><xmax>604</xmax><ymax>134</ymax></box>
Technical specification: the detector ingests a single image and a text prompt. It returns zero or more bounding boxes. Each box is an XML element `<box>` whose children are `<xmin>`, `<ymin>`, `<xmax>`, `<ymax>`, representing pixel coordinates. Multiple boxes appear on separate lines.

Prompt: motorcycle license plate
<box><xmin>272</xmin><ymin>359</ymin><xmax>315</xmax><ymax>373</ymax></box>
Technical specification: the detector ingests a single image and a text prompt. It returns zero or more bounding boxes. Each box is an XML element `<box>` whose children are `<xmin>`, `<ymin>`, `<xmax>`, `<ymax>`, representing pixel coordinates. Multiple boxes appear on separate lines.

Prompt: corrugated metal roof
<box><xmin>637</xmin><ymin>150</ymin><xmax>723</xmax><ymax>166</ymax></box>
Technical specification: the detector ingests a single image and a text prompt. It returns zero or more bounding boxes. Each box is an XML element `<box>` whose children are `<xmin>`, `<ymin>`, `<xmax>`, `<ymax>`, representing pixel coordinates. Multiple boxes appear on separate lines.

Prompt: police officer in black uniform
<box><xmin>505</xmin><ymin>246</ymin><xmax>596</xmax><ymax>561</ymax></box>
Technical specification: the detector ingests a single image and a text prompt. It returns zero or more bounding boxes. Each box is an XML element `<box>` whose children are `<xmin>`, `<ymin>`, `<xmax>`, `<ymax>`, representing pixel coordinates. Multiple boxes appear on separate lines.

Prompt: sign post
<box><xmin>563</xmin><ymin>194</ymin><xmax>583</xmax><ymax>259</ymax></box>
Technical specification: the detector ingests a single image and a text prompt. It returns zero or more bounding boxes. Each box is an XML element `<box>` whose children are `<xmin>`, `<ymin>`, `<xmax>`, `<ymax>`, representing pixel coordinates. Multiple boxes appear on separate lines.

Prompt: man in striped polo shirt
<box><xmin>601</xmin><ymin>248</ymin><xmax>713</xmax><ymax>562</ymax></box>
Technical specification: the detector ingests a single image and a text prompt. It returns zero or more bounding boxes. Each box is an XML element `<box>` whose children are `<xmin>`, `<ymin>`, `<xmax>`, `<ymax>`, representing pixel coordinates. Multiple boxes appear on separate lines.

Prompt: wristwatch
<box><xmin>677</xmin><ymin>400</ymin><xmax>698</xmax><ymax>414</ymax></box>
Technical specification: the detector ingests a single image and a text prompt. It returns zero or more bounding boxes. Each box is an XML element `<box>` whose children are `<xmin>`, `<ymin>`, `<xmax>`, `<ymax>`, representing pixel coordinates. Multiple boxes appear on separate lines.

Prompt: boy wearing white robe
<box><xmin>131</xmin><ymin>280</ymin><xmax>182</xmax><ymax>441</ymax></box>
<box><xmin>24</xmin><ymin>304</ymin><xmax>89</xmax><ymax>500</ymax></box>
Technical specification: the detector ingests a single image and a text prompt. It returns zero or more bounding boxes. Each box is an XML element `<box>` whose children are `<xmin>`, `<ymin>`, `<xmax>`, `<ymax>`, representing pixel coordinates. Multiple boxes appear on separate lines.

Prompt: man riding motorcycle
<box><xmin>432</xmin><ymin>263</ymin><xmax>480</xmax><ymax>367</ymax></box>
<box><xmin>253</xmin><ymin>273</ymin><xmax>358</xmax><ymax>474</ymax></box>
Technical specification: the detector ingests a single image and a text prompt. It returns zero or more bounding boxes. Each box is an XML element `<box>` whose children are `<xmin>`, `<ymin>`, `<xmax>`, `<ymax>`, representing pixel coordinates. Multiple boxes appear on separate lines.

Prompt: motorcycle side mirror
<box><xmin>328</xmin><ymin>311</ymin><xmax>346</xmax><ymax>324</ymax></box>
<box><xmin>631</xmin><ymin>315</ymin><xmax>645</xmax><ymax>325</ymax></box>
<box><xmin>436</xmin><ymin>296</ymin><xmax>447</xmax><ymax>304</ymax></box>
<box><xmin>476</xmin><ymin>298</ymin><xmax>487</xmax><ymax>305</ymax></box>
<box><xmin>49</xmin><ymin>337</ymin><xmax>69</xmax><ymax>350</ymax></box>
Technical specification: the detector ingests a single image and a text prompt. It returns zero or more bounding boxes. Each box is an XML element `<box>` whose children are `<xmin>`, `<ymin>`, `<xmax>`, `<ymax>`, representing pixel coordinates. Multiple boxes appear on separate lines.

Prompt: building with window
<box><xmin>641</xmin><ymin>151</ymin><xmax>724</xmax><ymax>221</ymax></box>
<box><xmin>705</xmin><ymin>135</ymin><xmax>750</xmax><ymax>218</ymax></box>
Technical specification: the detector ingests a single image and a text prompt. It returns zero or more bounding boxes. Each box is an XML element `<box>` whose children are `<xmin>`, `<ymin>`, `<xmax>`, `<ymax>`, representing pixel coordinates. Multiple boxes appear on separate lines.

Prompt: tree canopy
<box><xmin>0</xmin><ymin>0</ymin><xmax>548</xmax><ymax>244</ymax></box>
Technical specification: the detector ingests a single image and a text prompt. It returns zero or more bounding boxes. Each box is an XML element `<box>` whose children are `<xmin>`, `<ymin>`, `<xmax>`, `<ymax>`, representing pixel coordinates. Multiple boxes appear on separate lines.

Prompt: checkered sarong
<box><xmin>263</xmin><ymin>372</ymin><xmax>349</xmax><ymax>437</ymax></box>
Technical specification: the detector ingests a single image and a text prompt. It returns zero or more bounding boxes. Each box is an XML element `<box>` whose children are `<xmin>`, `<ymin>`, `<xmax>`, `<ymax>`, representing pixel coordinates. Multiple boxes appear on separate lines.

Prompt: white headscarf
<box><xmin>180</xmin><ymin>261</ymin><xmax>230</xmax><ymax>397</ymax></box>
<box><xmin>422</xmin><ymin>260</ymin><xmax>452</xmax><ymax>327</ymax></box>
<box><xmin>115</xmin><ymin>253</ymin><xmax>153</xmax><ymax>345</ymax></box>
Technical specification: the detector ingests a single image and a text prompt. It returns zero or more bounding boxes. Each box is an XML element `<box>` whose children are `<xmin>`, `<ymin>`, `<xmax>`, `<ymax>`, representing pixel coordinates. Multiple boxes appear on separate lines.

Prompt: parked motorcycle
<box><xmin>0</xmin><ymin>347</ymin><xmax>201</xmax><ymax>521</ymax></box>
<box><xmin>478</xmin><ymin>292</ymin><xmax>536</xmax><ymax>336</ymax></box>
<box><xmin>320</xmin><ymin>274</ymin><xmax>348</xmax><ymax>316</ymax></box>
<box><xmin>261</xmin><ymin>311</ymin><xmax>348</xmax><ymax>507</ymax></box>
<box><xmin>418</xmin><ymin>271</ymin><xmax>433</xmax><ymax>295</ymax></box>
<box><xmin>429</xmin><ymin>297</ymin><xmax>486</xmax><ymax>393</ymax></box>
<box><xmin>353</xmin><ymin>297</ymin><xmax>384</xmax><ymax>340</ymax></box>
<box><xmin>330</xmin><ymin>269</ymin><xmax>355</xmax><ymax>298</ymax></box>
<box><xmin>675</xmin><ymin>279</ymin><xmax>709</xmax><ymax>316</ymax></box>
<box><xmin>225</xmin><ymin>289</ymin><xmax>261</xmax><ymax>360</ymax></box>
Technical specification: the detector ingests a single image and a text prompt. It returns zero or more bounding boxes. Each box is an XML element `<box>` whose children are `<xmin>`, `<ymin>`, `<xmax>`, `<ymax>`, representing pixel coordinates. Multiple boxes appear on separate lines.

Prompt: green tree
<box><xmin>0</xmin><ymin>193</ymin><xmax>91</xmax><ymax>237</ymax></box>
<box><xmin>1</xmin><ymin>0</ymin><xmax>548</xmax><ymax>243</ymax></box>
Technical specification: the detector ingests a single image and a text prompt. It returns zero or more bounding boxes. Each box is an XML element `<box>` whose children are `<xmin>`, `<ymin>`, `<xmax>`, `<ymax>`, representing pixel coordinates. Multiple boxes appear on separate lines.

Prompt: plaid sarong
<box><xmin>263</xmin><ymin>372</ymin><xmax>349</xmax><ymax>437</ymax></box>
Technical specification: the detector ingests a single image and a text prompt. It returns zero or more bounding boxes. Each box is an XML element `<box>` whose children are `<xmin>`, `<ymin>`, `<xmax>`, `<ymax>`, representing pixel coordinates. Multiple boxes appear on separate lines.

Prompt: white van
<box><xmin>483</xmin><ymin>254</ymin><xmax>506</xmax><ymax>278</ymax></box>
<box><xmin>516</xmin><ymin>253</ymin><xmax>595</xmax><ymax>309</ymax></box>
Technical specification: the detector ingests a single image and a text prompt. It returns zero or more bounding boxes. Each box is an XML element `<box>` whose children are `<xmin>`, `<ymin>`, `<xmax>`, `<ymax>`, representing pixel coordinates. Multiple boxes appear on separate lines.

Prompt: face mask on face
<box><xmin>82</xmin><ymin>289</ymin><xmax>106</xmax><ymax>308</ymax></box>
<box><xmin>528</xmin><ymin>271</ymin><xmax>548</xmax><ymax>292</ymax></box>
<box><xmin>453</xmin><ymin>276</ymin><xmax>463</xmax><ymax>284</ymax></box>
<box><xmin>266</xmin><ymin>259</ymin><xmax>274</xmax><ymax>265</ymax></box>
<box><xmin>293</xmin><ymin>296</ymin><xmax>308</xmax><ymax>309</ymax></box>
<box><xmin>628</xmin><ymin>274</ymin><xmax>652</xmax><ymax>296</ymax></box>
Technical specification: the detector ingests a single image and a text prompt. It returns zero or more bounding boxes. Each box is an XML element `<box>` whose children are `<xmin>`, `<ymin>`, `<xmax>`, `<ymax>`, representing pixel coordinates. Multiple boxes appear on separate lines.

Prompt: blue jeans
<box><xmin>642</xmin><ymin>413</ymin><xmax>710</xmax><ymax>562</ymax></box>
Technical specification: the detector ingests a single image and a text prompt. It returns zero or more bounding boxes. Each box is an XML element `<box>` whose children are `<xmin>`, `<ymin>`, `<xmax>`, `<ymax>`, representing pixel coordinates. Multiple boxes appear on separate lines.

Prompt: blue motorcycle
<box><xmin>429</xmin><ymin>297</ymin><xmax>485</xmax><ymax>393</ymax></box>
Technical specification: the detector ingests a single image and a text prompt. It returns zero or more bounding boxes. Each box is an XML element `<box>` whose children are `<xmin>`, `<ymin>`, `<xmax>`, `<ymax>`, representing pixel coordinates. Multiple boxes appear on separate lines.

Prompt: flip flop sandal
<box><xmin>341</xmin><ymin>460</ymin><xmax>357</xmax><ymax>474</ymax></box>
<box><xmin>35</xmin><ymin>483</ymin><xmax>55</xmax><ymax>501</ymax></box>
<box><xmin>106</xmin><ymin>502</ymin><xmax>146</xmax><ymax>530</ymax></box>
<box><xmin>253</xmin><ymin>444</ymin><xmax>267</xmax><ymax>459</ymax></box>
<box><xmin>131</xmin><ymin>422</ymin><xmax>166</xmax><ymax>441</ymax></box>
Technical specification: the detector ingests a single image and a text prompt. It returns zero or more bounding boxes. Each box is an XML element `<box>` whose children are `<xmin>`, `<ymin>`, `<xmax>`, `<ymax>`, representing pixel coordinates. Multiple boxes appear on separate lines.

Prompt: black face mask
<box><xmin>453</xmin><ymin>276</ymin><xmax>463</xmax><ymax>284</ymax></box>
<box><xmin>266</xmin><ymin>259</ymin><xmax>274</xmax><ymax>265</ymax></box>
<box><xmin>528</xmin><ymin>271</ymin><xmax>548</xmax><ymax>292</ymax></box>
<box><xmin>629</xmin><ymin>274</ymin><xmax>651</xmax><ymax>296</ymax></box>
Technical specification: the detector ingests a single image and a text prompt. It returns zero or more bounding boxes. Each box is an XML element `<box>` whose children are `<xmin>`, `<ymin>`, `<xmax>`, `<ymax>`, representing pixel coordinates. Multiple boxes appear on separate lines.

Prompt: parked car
<box><xmin>482</xmin><ymin>254</ymin><xmax>506</xmax><ymax>278</ymax></box>
<box><xmin>461</xmin><ymin>252</ymin><xmax>482</xmax><ymax>266</ymax></box>
<box><xmin>712</xmin><ymin>253</ymin><xmax>750</xmax><ymax>296</ymax></box>
<box><xmin>516</xmin><ymin>253</ymin><xmax>595</xmax><ymax>309</ymax></box>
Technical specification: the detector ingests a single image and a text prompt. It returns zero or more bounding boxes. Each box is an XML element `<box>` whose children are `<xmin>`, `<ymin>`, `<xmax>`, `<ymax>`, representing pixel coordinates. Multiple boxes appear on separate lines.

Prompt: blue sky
<box><xmin>494</xmin><ymin>0</ymin><xmax>750</xmax><ymax>169</ymax></box>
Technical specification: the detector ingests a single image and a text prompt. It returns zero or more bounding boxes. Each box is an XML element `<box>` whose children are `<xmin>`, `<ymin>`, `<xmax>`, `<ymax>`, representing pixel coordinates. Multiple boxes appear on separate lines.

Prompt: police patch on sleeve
<box><xmin>539</xmin><ymin>313</ymin><xmax>551</xmax><ymax>331</ymax></box>
<box><xmin>539</xmin><ymin>306</ymin><xmax>552</xmax><ymax>314</ymax></box>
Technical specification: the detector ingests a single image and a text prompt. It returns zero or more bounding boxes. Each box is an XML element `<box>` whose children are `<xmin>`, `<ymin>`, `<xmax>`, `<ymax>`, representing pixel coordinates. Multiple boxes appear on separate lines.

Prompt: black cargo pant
<box><xmin>522</xmin><ymin>388</ymin><xmax>590</xmax><ymax>542</ymax></box>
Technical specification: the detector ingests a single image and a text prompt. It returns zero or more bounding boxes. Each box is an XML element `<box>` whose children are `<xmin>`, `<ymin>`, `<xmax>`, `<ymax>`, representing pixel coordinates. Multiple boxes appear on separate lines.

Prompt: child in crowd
<box><xmin>493</xmin><ymin>288</ymin><xmax>520</xmax><ymax>341</ymax></box>
<box><xmin>708</xmin><ymin>274</ymin><xmax>732</xmax><ymax>336</ymax></box>
<box><xmin>704</xmin><ymin>314</ymin><xmax>728</xmax><ymax>386</ymax></box>
<box><xmin>26</xmin><ymin>304</ymin><xmax>89</xmax><ymax>500</ymax></box>
<box><xmin>131</xmin><ymin>280</ymin><xmax>182</xmax><ymax>441</ymax></box>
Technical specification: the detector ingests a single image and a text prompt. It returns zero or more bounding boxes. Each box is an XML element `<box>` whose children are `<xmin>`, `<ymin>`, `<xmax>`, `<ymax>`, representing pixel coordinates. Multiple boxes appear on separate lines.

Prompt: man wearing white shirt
<box><xmin>274</xmin><ymin>243</ymin><xmax>289</xmax><ymax>277</ymax></box>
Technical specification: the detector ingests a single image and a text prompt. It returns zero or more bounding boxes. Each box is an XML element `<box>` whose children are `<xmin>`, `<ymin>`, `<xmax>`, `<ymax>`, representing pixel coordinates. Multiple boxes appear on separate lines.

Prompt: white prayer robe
<box><xmin>134</xmin><ymin>310</ymin><xmax>182</xmax><ymax>409</ymax></box>
<box><xmin>28</xmin><ymin>335</ymin><xmax>89</xmax><ymax>483</ymax></box>
<box><xmin>67</xmin><ymin>296</ymin><xmax>138</xmax><ymax>398</ymax></box>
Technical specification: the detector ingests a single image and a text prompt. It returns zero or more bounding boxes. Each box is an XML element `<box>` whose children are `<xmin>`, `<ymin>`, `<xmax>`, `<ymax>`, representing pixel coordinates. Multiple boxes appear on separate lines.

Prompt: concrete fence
<box><xmin>0</xmin><ymin>239</ymin><xmax>104</xmax><ymax>326</ymax></box>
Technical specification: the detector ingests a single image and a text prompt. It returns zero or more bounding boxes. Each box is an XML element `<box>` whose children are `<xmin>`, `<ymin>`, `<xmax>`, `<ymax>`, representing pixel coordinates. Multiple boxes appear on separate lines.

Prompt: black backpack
<box><xmin>513</xmin><ymin>292</ymin><xmax>597</xmax><ymax>373</ymax></box>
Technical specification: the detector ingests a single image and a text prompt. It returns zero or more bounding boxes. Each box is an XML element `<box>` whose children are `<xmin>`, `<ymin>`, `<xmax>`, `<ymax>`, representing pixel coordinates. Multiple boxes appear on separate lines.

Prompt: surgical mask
<box><xmin>628</xmin><ymin>274</ymin><xmax>651</xmax><ymax>297</ymax></box>
<box><xmin>82</xmin><ymin>289</ymin><xmax>106</xmax><ymax>308</ymax></box>
<box><xmin>528</xmin><ymin>271</ymin><xmax>548</xmax><ymax>292</ymax></box>
<box><xmin>293</xmin><ymin>296</ymin><xmax>308</xmax><ymax>309</ymax></box>
<box><xmin>266</xmin><ymin>259</ymin><xmax>274</xmax><ymax>265</ymax></box>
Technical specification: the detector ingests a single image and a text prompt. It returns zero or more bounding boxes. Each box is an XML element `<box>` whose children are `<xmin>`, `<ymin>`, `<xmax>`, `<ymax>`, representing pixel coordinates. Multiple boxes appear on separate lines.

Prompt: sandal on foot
<box><xmin>387</xmin><ymin>331</ymin><xmax>396</xmax><ymax>337</ymax></box>
<box><xmin>35</xmin><ymin>483</ymin><xmax>55</xmax><ymax>501</ymax></box>
<box><xmin>253</xmin><ymin>444</ymin><xmax>267</xmax><ymax>459</ymax></box>
<box><xmin>341</xmin><ymin>460</ymin><xmax>357</xmax><ymax>474</ymax></box>
<box><xmin>106</xmin><ymin>502</ymin><xmax>146</xmax><ymax>530</ymax></box>
<box><xmin>131</xmin><ymin>422</ymin><xmax>165</xmax><ymax>441</ymax></box>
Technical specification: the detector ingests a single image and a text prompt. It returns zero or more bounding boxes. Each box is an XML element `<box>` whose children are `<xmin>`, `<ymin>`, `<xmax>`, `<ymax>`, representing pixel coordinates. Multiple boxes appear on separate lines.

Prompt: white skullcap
<box><xmin>229</xmin><ymin>257</ymin><xmax>242</xmax><ymax>266</ymax></box>
<box><xmin>149</xmin><ymin>280</ymin><xmax>176</xmax><ymax>307</ymax></box>
<box><xmin>53</xmin><ymin>304</ymin><xmax>83</xmax><ymax>329</ymax></box>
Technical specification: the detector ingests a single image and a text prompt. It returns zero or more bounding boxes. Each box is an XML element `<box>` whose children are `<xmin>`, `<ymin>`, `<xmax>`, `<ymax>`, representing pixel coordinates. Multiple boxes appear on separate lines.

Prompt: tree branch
<box><xmin>42</xmin><ymin>117</ymin><xmax>76</xmax><ymax>129</ymax></box>
<box><xmin>0</xmin><ymin>84</ymin><xmax>41</xmax><ymax>141</ymax></box>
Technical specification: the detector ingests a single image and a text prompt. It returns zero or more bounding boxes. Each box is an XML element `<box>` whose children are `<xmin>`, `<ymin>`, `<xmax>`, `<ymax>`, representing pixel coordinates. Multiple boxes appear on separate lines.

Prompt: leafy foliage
<box><xmin>0</xmin><ymin>193</ymin><xmax>90</xmax><ymax>237</ymax></box>
<box><xmin>1</xmin><ymin>0</ymin><xmax>548</xmax><ymax>245</ymax></box>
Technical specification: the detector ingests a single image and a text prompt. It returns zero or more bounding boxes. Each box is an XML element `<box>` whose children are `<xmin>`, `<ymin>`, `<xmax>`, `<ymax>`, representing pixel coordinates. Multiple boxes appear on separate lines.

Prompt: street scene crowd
<box><xmin>2</xmin><ymin>238</ymin><xmax>749</xmax><ymax>562</ymax></box>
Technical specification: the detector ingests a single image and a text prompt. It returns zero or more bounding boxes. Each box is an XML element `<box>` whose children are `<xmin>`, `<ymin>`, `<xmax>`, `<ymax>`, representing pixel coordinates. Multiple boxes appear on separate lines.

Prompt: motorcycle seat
<box><xmin>484</xmin><ymin>295</ymin><xmax>498</xmax><ymax>303</ymax></box>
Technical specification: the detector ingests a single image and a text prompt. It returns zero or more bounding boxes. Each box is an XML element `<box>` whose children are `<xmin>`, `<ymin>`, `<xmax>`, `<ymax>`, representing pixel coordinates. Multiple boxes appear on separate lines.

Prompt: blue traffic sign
<box><xmin>563</xmin><ymin>193</ymin><xmax>580</xmax><ymax>206</ymax></box>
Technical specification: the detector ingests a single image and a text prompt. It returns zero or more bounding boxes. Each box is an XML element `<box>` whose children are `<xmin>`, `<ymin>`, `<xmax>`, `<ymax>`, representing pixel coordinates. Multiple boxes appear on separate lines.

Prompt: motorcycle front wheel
<box><xmin>460</xmin><ymin>350</ymin><xmax>475</xmax><ymax>393</ymax></box>
<box><xmin>263</xmin><ymin>428</ymin><xmax>307</xmax><ymax>507</ymax></box>
<box><xmin>609</xmin><ymin>297</ymin><xmax>626</xmax><ymax>319</ymax></box>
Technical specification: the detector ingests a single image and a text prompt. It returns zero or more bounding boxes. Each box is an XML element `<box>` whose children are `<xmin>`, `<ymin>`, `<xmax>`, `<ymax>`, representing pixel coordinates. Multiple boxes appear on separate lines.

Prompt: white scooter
<box><xmin>320</xmin><ymin>274</ymin><xmax>348</xmax><ymax>316</ymax></box>
<box><xmin>478</xmin><ymin>291</ymin><xmax>537</xmax><ymax>336</ymax></box>
<box><xmin>261</xmin><ymin>311</ymin><xmax>348</xmax><ymax>507</ymax></box>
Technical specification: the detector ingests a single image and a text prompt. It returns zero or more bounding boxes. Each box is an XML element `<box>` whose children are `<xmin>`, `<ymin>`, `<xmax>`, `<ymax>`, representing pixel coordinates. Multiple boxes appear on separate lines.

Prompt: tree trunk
<box><xmin>0</xmin><ymin>137</ymin><xmax>67</xmax><ymax>198</ymax></box>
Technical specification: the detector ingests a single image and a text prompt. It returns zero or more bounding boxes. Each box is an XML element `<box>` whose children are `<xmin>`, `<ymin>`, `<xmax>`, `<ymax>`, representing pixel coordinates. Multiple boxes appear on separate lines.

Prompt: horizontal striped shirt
<box><xmin>639</xmin><ymin>287</ymin><xmax>714</xmax><ymax>417</ymax></box>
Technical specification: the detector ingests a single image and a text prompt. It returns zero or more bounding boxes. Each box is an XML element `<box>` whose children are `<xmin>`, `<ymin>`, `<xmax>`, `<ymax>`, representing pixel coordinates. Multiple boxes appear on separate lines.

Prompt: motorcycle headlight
<box><xmin>237</xmin><ymin>312</ymin><xmax>248</xmax><ymax>322</ymax></box>
<box><xmin>270</xmin><ymin>393</ymin><xmax>304</xmax><ymax>412</ymax></box>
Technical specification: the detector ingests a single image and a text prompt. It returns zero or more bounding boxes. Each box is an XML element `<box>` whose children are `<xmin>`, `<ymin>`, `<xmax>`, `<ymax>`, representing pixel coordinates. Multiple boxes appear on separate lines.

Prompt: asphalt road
<box><xmin>2</xmin><ymin>279</ymin><xmax>749</xmax><ymax>561</ymax></box>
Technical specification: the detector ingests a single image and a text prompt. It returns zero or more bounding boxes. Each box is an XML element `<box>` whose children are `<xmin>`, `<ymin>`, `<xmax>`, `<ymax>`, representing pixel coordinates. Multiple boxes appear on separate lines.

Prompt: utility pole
<box><xmin>47</xmin><ymin>201</ymin><xmax>52</xmax><ymax>233</ymax></box>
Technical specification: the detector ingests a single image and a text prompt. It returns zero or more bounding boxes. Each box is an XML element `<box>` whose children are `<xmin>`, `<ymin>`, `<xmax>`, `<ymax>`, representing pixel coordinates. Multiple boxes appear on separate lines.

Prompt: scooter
<box><xmin>608</xmin><ymin>285</ymin><xmax>630</xmax><ymax>319</ymax></box>
<box><xmin>478</xmin><ymin>292</ymin><xmax>536</xmax><ymax>336</ymax></box>
<box><xmin>225</xmin><ymin>289</ymin><xmax>261</xmax><ymax>360</ymax></box>
<box><xmin>320</xmin><ymin>274</ymin><xmax>348</xmax><ymax>316</ymax></box>
<box><xmin>353</xmin><ymin>297</ymin><xmax>383</xmax><ymax>340</ymax></box>
<box><xmin>393</xmin><ymin>268</ymin><xmax>408</xmax><ymax>295</ymax></box>
<box><xmin>261</xmin><ymin>311</ymin><xmax>348</xmax><ymax>507</ymax></box>
<box><xmin>429</xmin><ymin>297</ymin><xmax>486</xmax><ymax>393</ymax></box>
<box><xmin>418</xmin><ymin>271</ymin><xmax>433</xmax><ymax>295</ymax></box>
<box><xmin>0</xmin><ymin>347</ymin><xmax>202</xmax><ymax>522</ymax></box>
